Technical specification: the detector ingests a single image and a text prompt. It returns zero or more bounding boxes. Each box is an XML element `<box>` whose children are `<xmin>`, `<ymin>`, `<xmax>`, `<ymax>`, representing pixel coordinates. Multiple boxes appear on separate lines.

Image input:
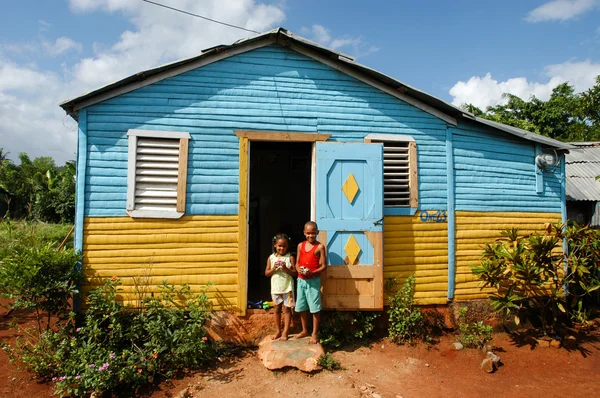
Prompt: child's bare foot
<box><xmin>271</xmin><ymin>332</ymin><xmax>282</xmax><ymax>340</ymax></box>
<box><xmin>308</xmin><ymin>334</ymin><xmax>318</xmax><ymax>344</ymax></box>
<box><xmin>280</xmin><ymin>334</ymin><xmax>289</xmax><ymax>341</ymax></box>
<box><xmin>294</xmin><ymin>331</ymin><xmax>309</xmax><ymax>339</ymax></box>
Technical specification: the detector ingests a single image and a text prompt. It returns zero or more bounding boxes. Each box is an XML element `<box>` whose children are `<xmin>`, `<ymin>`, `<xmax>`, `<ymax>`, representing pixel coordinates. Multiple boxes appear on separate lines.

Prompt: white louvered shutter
<box><xmin>381</xmin><ymin>141</ymin><xmax>411</xmax><ymax>207</ymax></box>
<box><xmin>133</xmin><ymin>137</ymin><xmax>180</xmax><ymax>212</ymax></box>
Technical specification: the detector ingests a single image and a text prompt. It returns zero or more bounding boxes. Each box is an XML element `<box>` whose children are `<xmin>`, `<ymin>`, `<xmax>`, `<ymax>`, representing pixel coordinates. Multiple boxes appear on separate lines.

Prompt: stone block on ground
<box><xmin>481</xmin><ymin>358</ymin><xmax>495</xmax><ymax>373</ymax></box>
<box><xmin>257</xmin><ymin>336</ymin><xmax>325</xmax><ymax>372</ymax></box>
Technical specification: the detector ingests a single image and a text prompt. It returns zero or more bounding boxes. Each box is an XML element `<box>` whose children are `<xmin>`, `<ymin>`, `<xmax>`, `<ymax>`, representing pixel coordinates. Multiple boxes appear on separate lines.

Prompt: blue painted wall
<box><xmin>84</xmin><ymin>45</ymin><xmax>448</xmax><ymax>217</ymax></box>
<box><xmin>451</xmin><ymin>120</ymin><xmax>562</xmax><ymax>213</ymax></box>
<box><xmin>83</xmin><ymin>44</ymin><xmax>561</xmax><ymax>217</ymax></box>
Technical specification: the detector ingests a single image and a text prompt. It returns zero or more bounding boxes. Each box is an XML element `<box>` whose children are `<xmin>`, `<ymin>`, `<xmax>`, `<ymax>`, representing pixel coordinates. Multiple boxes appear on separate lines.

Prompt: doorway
<box><xmin>247</xmin><ymin>141</ymin><xmax>312</xmax><ymax>302</ymax></box>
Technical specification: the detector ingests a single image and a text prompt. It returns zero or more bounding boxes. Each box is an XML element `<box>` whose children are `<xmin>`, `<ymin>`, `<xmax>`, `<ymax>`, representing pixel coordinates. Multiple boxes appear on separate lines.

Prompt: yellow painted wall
<box><xmin>383</xmin><ymin>215</ymin><xmax>449</xmax><ymax>305</ymax></box>
<box><xmin>454</xmin><ymin>211</ymin><xmax>562</xmax><ymax>300</ymax></box>
<box><xmin>82</xmin><ymin>215</ymin><xmax>238</xmax><ymax>310</ymax></box>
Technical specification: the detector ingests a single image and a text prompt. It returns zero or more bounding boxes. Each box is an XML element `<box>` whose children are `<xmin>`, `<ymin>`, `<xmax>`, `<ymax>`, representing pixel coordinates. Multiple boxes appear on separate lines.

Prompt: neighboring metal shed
<box><xmin>566</xmin><ymin>142</ymin><xmax>600</xmax><ymax>227</ymax></box>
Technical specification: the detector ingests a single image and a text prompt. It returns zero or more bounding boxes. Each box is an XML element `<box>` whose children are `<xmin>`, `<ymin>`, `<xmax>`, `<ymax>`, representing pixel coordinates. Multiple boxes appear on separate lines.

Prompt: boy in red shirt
<box><xmin>294</xmin><ymin>221</ymin><xmax>327</xmax><ymax>344</ymax></box>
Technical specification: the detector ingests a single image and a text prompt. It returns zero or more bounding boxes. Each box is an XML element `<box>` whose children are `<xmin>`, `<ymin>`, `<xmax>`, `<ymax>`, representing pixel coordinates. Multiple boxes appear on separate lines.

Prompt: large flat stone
<box><xmin>257</xmin><ymin>336</ymin><xmax>325</xmax><ymax>372</ymax></box>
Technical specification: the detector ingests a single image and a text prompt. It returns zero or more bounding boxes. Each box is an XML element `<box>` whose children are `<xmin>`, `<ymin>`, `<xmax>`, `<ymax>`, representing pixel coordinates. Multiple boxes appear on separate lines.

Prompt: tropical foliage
<box><xmin>3</xmin><ymin>278</ymin><xmax>215</xmax><ymax>397</ymax></box>
<box><xmin>0</xmin><ymin>151</ymin><xmax>75</xmax><ymax>223</ymax></box>
<box><xmin>471</xmin><ymin>224</ymin><xmax>600</xmax><ymax>334</ymax></box>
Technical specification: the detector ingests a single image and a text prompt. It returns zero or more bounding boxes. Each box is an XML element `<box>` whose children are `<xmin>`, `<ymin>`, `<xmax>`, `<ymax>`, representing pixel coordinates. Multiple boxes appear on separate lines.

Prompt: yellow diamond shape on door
<box><xmin>344</xmin><ymin>234</ymin><xmax>361</xmax><ymax>265</ymax></box>
<box><xmin>342</xmin><ymin>173</ymin><xmax>359</xmax><ymax>204</ymax></box>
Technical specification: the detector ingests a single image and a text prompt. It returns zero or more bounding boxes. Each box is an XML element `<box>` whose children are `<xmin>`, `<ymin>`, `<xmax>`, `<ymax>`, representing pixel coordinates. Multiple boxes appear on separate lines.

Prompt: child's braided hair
<box><xmin>272</xmin><ymin>233</ymin><xmax>291</xmax><ymax>253</ymax></box>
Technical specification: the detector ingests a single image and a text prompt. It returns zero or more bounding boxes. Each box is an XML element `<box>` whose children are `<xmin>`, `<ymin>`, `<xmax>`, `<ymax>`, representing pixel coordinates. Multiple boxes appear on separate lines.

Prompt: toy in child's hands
<box><xmin>275</xmin><ymin>260</ymin><xmax>285</xmax><ymax>271</ymax></box>
<box><xmin>299</xmin><ymin>266</ymin><xmax>310</xmax><ymax>275</ymax></box>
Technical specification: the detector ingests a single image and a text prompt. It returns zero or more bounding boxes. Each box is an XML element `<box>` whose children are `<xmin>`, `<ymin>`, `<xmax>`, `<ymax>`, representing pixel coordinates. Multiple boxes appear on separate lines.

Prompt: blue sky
<box><xmin>1</xmin><ymin>0</ymin><xmax>599</xmax><ymax>164</ymax></box>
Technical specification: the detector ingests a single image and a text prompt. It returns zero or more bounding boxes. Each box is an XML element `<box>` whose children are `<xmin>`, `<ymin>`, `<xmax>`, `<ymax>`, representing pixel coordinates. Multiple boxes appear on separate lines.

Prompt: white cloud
<box><xmin>300</xmin><ymin>24</ymin><xmax>378</xmax><ymax>58</ymax></box>
<box><xmin>1</xmin><ymin>36</ymin><xmax>82</xmax><ymax>58</ymax></box>
<box><xmin>449</xmin><ymin>60</ymin><xmax>600</xmax><ymax>110</ymax></box>
<box><xmin>0</xmin><ymin>61</ymin><xmax>77</xmax><ymax>163</ymax></box>
<box><xmin>38</xmin><ymin>20</ymin><xmax>53</xmax><ymax>32</ymax></box>
<box><xmin>525</xmin><ymin>0</ymin><xmax>599</xmax><ymax>22</ymax></box>
<box><xmin>44</xmin><ymin>37</ymin><xmax>83</xmax><ymax>56</ymax></box>
<box><xmin>1</xmin><ymin>0</ymin><xmax>287</xmax><ymax>164</ymax></box>
<box><xmin>69</xmin><ymin>0</ymin><xmax>285</xmax><ymax>86</ymax></box>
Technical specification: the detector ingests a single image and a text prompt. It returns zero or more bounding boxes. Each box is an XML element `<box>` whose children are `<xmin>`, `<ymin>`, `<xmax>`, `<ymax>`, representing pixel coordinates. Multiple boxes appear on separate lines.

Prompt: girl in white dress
<box><xmin>264</xmin><ymin>233</ymin><xmax>297</xmax><ymax>340</ymax></box>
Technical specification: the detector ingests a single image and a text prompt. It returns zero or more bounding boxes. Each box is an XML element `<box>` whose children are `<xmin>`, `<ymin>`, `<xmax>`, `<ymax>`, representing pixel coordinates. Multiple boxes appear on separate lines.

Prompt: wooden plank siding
<box><xmin>76</xmin><ymin>43</ymin><xmax>567</xmax><ymax>310</ymax></box>
<box><xmin>383</xmin><ymin>215</ymin><xmax>448</xmax><ymax>305</ymax></box>
<box><xmin>82</xmin><ymin>216</ymin><xmax>238</xmax><ymax>310</ymax></box>
<box><xmin>454</xmin><ymin>211</ymin><xmax>562</xmax><ymax>300</ymax></box>
<box><xmin>83</xmin><ymin>45</ymin><xmax>449</xmax><ymax>219</ymax></box>
<box><xmin>451</xmin><ymin>121</ymin><xmax>562</xmax><ymax>213</ymax></box>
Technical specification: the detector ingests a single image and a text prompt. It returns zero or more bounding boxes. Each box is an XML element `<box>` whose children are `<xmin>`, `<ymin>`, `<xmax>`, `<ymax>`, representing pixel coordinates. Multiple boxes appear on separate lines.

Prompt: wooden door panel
<box><xmin>316</xmin><ymin>143</ymin><xmax>384</xmax><ymax>310</ymax></box>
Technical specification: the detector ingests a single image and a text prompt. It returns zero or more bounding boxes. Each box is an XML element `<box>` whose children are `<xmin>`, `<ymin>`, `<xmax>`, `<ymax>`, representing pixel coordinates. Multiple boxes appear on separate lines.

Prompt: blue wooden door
<box><xmin>316</xmin><ymin>142</ymin><xmax>384</xmax><ymax>310</ymax></box>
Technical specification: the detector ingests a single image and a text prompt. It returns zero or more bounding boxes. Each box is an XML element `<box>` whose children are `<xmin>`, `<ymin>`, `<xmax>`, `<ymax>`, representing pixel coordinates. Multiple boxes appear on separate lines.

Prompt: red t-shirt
<box><xmin>298</xmin><ymin>241</ymin><xmax>321</xmax><ymax>279</ymax></box>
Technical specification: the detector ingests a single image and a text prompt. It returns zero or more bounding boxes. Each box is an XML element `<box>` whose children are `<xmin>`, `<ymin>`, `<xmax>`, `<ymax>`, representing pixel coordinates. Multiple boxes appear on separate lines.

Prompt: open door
<box><xmin>316</xmin><ymin>142</ymin><xmax>384</xmax><ymax>310</ymax></box>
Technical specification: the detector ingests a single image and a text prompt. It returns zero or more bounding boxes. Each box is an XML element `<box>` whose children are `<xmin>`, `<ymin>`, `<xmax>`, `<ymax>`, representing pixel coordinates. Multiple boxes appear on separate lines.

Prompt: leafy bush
<box><xmin>0</xmin><ymin>240</ymin><xmax>81</xmax><ymax>331</ymax></box>
<box><xmin>471</xmin><ymin>224</ymin><xmax>600</xmax><ymax>334</ymax></box>
<box><xmin>455</xmin><ymin>307</ymin><xmax>493</xmax><ymax>349</ymax></box>
<box><xmin>318</xmin><ymin>352</ymin><xmax>341</xmax><ymax>370</ymax></box>
<box><xmin>6</xmin><ymin>278</ymin><xmax>215</xmax><ymax>397</ymax></box>
<box><xmin>387</xmin><ymin>275</ymin><xmax>428</xmax><ymax>344</ymax></box>
<box><xmin>318</xmin><ymin>311</ymin><xmax>379</xmax><ymax>349</ymax></box>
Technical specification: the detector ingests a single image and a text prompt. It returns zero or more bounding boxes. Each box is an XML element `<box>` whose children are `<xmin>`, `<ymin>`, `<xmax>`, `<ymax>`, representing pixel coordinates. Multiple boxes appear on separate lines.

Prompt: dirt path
<box><xmin>1</xmin><ymin>306</ymin><xmax>599</xmax><ymax>398</ymax></box>
<box><xmin>151</xmin><ymin>331</ymin><xmax>600</xmax><ymax>398</ymax></box>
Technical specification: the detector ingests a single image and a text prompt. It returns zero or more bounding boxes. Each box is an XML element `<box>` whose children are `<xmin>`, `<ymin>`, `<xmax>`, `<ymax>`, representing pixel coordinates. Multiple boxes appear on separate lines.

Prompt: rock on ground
<box><xmin>481</xmin><ymin>357</ymin><xmax>495</xmax><ymax>373</ymax></box>
<box><xmin>257</xmin><ymin>336</ymin><xmax>325</xmax><ymax>372</ymax></box>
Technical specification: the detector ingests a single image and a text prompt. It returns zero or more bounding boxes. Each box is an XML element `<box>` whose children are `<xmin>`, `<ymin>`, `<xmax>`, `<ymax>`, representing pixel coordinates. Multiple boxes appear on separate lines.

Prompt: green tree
<box><xmin>0</xmin><ymin>153</ymin><xmax>75</xmax><ymax>222</ymax></box>
<box><xmin>463</xmin><ymin>76</ymin><xmax>600</xmax><ymax>142</ymax></box>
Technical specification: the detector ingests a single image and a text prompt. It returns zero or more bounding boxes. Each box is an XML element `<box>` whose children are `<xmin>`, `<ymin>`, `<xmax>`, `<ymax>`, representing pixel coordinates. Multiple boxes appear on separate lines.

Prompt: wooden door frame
<box><xmin>234</xmin><ymin>131</ymin><xmax>331</xmax><ymax>315</ymax></box>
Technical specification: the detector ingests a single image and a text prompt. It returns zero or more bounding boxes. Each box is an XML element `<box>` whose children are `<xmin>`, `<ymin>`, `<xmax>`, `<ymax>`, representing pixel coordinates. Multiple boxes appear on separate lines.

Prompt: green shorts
<box><xmin>295</xmin><ymin>277</ymin><xmax>322</xmax><ymax>313</ymax></box>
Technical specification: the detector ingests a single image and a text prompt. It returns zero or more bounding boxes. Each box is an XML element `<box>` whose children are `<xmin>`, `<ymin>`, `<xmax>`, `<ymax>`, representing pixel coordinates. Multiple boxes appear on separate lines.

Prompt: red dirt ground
<box><xmin>1</xmin><ymin>306</ymin><xmax>599</xmax><ymax>398</ymax></box>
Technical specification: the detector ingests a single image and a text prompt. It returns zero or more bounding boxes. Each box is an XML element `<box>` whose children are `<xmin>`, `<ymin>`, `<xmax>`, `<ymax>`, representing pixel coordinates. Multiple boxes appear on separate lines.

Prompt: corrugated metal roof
<box><xmin>567</xmin><ymin>145</ymin><xmax>600</xmax><ymax>163</ymax></box>
<box><xmin>566</xmin><ymin>145</ymin><xmax>600</xmax><ymax>201</ymax></box>
<box><xmin>59</xmin><ymin>27</ymin><xmax>573</xmax><ymax>150</ymax></box>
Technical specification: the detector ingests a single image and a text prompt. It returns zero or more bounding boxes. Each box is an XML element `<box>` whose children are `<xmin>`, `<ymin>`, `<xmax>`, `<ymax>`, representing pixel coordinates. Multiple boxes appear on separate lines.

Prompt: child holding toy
<box><xmin>264</xmin><ymin>233</ymin><xmax>296</xmax><ymax>341</ymax></box>
<box><xmin>294</xmin><ymin>221</ymin><xmax>327</xmax><ymax>344</ymax></box>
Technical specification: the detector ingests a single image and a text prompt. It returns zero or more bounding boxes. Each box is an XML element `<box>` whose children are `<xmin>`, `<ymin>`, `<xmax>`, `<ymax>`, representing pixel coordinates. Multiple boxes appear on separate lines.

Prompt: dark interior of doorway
<box><xmin>247</xmin><ymin>141</ymin><xmax>311</xmax><ymax>303</ymax></box>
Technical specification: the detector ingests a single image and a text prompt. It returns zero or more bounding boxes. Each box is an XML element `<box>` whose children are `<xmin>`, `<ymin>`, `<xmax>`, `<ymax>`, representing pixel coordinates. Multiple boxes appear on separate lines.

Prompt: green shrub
<box><xmin>6</xmin><ymin>278</ymin><xmax>215</xmax><ymax>397</ymax></box>
<box><xmin>471</xmin><ymin>224</ymin><xmax>600</xmax><ymax>334</ymax></box>
<box><xmin>318</xmin><ymin>352</ymin><xmax>341</xmax><ymax>370</ymax></box>
<box><xmin>455</xmin><ymin>307</ymin><xmax>493</xmax><ymax>349</ymax></box>
<box><xmin>318</xmin><ymin>311</ymin><xmax>379</xmax><ymax>349</ymax></box>
<box><xmin>0</xmin><ymin>241</ymin><xmax>81</xmax><ymax>331</ymax></box>
<box><xmin>387</xmin><ymin>275</ymin><xmax>428</xmax><ymax>344</ymax></box>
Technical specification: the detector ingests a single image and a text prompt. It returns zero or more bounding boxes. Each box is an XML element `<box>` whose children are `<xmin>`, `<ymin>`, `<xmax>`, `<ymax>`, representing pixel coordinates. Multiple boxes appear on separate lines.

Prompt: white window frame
<box><xmin>126</xmin><ymin>129</ymin><xmax>190</xmax><ymax>219</ymax></box>
<box><xmin>364</xmin><ymin>133</ymin><xmax>418</xmax><ymax>209</ymax></box>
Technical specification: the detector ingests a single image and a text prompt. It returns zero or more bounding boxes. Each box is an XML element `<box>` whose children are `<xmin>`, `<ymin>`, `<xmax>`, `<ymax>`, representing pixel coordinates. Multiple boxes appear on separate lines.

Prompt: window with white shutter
<box><xmin>364</xmin><ymin>134</ymin><xmax>418</xmax><ymax>209</ymax></box>
<box><xmin>126</xmin><ymin>129</ymin><xmax>190</xmax><ymax>219</ymax></box>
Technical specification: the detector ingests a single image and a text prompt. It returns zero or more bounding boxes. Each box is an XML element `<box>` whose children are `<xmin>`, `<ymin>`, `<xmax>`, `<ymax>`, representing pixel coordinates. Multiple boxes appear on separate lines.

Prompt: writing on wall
<box><xmin>420</xmin><ymin>210</ymin><xmax>447</xmax><ymax>223</ymax></box>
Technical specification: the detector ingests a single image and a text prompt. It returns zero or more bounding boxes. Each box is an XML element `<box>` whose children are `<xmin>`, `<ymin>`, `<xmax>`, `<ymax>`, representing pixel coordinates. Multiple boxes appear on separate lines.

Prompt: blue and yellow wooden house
<box><xmin>60</xmin><ymin>28</ymin><xmax>573</xmax><ymax>314</ymax></box>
